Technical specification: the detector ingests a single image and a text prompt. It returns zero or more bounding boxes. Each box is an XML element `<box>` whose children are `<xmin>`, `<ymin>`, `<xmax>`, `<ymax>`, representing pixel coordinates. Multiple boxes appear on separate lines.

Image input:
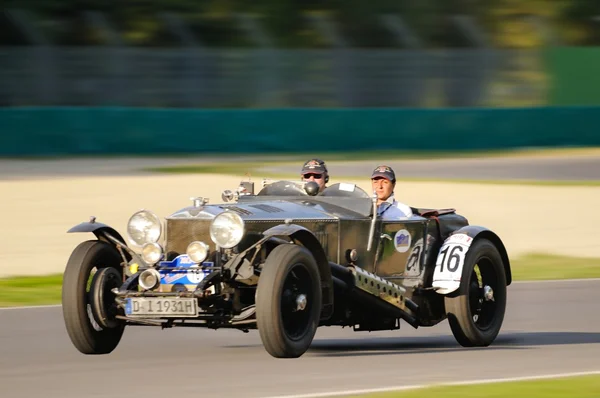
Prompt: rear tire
<box><xmin>445</xmin><ymin>239</ymin><xmax>507</xmax><ymax>347</ymax></box>
<box><xmin>256</xmin><ymin>244</ymin><xmax>322</xmax><ymax>358</ymax></box>
<box><xmin>62</xmin><ymin>240</ymin><xmax>125</xmax><ymax>354</ymax></box>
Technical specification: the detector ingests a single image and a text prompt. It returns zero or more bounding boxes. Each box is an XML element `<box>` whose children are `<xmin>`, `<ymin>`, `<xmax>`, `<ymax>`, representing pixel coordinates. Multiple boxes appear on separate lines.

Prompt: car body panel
<box><xmin>373</xmin><ymin>219</ymin><xmax>428</xmax><ymax>280</ymax></box>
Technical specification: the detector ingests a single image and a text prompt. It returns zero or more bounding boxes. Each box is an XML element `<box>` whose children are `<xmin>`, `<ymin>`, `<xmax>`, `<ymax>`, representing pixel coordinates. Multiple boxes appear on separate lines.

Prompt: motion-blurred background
<box><xmin>1</xmin><ymin>6</ymin><xmax>600</xmax><ymax>396</ymax></box>
<box><xmin>2</xmin><ymin>1</ymin><xmax>600</xmax><ymax>109</ymax></box>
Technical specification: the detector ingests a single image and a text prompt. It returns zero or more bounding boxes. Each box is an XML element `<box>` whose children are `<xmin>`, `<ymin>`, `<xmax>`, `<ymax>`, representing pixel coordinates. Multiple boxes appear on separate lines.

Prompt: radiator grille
<box><xmin>165</xmin><ymin>219</ymin><xmax>213</xmax><ymax>255</ymax></box>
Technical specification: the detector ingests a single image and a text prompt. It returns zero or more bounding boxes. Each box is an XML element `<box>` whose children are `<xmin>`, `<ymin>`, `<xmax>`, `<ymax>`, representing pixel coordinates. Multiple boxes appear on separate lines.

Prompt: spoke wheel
<box><xmin>445</xmin><ymin>239</ymin><xmax>507</xmax><ymax>347</ymax></box>
<box><xmin>256</xmin><ymin>244</ymin><xmax>321</xmax><ymax>358</ymax></box>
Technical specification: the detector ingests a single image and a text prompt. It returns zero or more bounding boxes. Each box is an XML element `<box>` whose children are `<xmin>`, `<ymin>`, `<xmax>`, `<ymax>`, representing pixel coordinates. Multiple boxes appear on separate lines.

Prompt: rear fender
<box><xmin>263</xmin><ymin>224</ymin><xmax>333</xmax><ymax>320</ymax></box>
<box><xmin>432</xmin><ymin>225</ymin><xmax>511</xmax><ymax>295</ymax></box>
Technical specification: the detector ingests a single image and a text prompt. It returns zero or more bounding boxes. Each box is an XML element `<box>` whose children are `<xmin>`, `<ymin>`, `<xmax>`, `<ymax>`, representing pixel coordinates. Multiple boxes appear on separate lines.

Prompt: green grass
<box><xmin>356</xmin><ymin>374</ymin><xmax>600</xmax><ymax>398</ymax></box>
<box><xmin>0</xmin><ymin>274</ymin><xmax>63</xmax><ymax>307</ymax></box>
<box><xmin>0</xmin><ymin>253</ymin><xmax>598</xmax><ymax>307</ymax></box>
<box><xmin>511</xmin><ymin>253</ymin><xmax>600</xmax><ymax>281</ymax></box>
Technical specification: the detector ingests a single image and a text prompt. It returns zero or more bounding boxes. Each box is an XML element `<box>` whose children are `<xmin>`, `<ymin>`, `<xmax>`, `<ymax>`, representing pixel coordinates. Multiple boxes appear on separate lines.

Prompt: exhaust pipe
<box><xmin>329</xmin><ymin>262</ymin><xmax>420</xmax><ymax>328</ymax></box>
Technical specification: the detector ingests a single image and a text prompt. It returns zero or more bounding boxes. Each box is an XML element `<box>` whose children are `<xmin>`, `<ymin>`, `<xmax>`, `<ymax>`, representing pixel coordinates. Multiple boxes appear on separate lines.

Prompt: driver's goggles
<box><xmin>303</xmin><ymin>173</ymin><xmax>323</xmax><ymax>179</ymax></box>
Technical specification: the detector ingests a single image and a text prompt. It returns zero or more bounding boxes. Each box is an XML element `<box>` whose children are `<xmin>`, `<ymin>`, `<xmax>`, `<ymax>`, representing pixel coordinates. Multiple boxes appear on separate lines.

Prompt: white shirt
<box><xmin>377</xmin><ymin>194</ymin><xmax>413</xmax><ymax>219</ymax></box>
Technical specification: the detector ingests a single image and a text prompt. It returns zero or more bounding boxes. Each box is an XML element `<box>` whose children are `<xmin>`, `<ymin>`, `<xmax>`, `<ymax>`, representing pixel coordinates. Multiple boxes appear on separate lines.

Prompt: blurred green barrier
<box><xmin>546</xmin><ymin>47</ymin><xmax>600</xmax><ymax>106</ymax></box>
<box><xmin>1</xmin><ymin>107</ymin><xmax>600</xmax><ymax>156</ymax></box>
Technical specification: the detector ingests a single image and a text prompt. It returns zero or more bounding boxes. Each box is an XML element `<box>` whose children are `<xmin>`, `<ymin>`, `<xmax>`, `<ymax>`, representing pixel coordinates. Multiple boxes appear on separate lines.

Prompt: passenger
<box><xmin>370</xmin><ymin>165</ymin><xmax>413</xmax><ymax>218</ymax></box>
<box><xmin>300</xmin><ymin>158</ymin><xmax>329</xmax><ymax>193</ymax></box>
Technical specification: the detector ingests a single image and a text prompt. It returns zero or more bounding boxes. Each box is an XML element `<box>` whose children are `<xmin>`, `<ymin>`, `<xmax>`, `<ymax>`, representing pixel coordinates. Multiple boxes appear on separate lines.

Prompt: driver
<box><xmin>370</xmin><ymin>165</ymin><xmax>413</xmax><ymax>219</ymax></box>
<box><xmin>300</xmin><ymin>158</ymin><xmax>329</xmax><ymax>193</ymax></box>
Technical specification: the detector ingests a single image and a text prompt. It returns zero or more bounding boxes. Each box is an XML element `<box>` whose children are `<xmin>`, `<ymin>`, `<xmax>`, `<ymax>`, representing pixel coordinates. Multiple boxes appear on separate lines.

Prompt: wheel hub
<box><xmin>295</xmin><ymin>294</ymin><xmax>307</xmax><ymax>311</ymax></box>
<box><xmin>90</xmin><ymin>267</ymin><xmax>122</xmax><ymax>329</ymax></box>
<box><xmin>483</xmin><ymin>285</ymin><xmax>494</xmax><ymax>302</ymax></box>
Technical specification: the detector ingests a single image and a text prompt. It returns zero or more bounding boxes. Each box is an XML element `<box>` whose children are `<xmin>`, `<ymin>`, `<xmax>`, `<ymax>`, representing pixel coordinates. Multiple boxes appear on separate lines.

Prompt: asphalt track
<box><xmin>266</xmin><ymin>155</ymin><xmax>600</xmax><ymax>181</ymax></box>
<box><xmin>1</xmin><ymin>152</ymin><xmax>600</xmax><ymax>181</ymax></box>
<box><xmin>1</xmin><ymin>279</ymin><xmax>599</xmax><ymax>398</ymax></box>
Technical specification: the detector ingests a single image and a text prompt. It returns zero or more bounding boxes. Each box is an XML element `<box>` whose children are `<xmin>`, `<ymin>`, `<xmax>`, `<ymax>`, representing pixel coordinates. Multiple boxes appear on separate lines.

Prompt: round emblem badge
<box><xmin>394</xmin><ymin>229</ymin><xmax>411</xmax><ymax>253</ymax></box>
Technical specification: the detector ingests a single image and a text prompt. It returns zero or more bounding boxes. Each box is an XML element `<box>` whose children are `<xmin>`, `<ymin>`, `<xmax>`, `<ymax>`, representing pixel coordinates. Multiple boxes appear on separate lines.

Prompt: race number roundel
<box><xmin>432</xmin><ymin>233</ymin><xmax>473</xmax><ymax>294</ymax></box>
<box><xmin>394</xmin><ymin>229</ymin><xmax>411</xmax><ymax>253</ymax></box>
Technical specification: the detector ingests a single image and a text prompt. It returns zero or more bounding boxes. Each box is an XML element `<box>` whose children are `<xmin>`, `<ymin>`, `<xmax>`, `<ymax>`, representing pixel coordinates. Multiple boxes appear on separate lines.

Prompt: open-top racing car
<box><xmin>62</xmin><ymin>178</ymin><xmax>511</xmax><ymax>358</ymax></box>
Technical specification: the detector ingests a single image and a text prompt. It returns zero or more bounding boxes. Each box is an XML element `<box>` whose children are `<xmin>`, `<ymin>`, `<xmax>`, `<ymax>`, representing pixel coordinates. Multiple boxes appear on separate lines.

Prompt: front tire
<box><xmin>62</xmin><ymin>240</ymin><xmax>125</xmax><ymax>354</ymax></box>
<box><xmin>445</xmin><ymin>239</ymin><xmax>507</xmax><ymax>347</ymax></box>
<box><xmin>256</xmin><ymin>244</ymin><xmax>322</xmax><ymax>358</ymax></box>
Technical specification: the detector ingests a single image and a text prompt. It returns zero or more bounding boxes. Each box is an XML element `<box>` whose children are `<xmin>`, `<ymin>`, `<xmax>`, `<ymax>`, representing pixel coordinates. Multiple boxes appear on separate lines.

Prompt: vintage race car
<box><xmin>62</xmin><ymin>178</ymin><xmax>511</xmax><ymax>358</ymax></box>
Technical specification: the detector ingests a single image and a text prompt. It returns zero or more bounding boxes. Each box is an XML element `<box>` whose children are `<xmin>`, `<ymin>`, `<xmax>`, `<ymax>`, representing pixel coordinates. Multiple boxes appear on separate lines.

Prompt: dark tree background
<box><xmin>2</xmin><ymin>0</ymin><xmax>600</xmax><ymax>47</ymax></box>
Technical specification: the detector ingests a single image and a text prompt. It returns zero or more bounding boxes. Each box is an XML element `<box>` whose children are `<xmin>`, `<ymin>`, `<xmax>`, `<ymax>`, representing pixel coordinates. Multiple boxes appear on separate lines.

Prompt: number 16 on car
<box><xmin>432</xmin><ymin>233</ymin><xmax>473</xmax><ymax>294</ymax></box>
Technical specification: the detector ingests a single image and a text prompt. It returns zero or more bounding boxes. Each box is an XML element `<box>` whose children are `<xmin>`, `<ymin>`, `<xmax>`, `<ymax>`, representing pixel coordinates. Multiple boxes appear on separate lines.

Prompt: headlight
<box><xmin>210</xmin><ymin>211</ymin><xmax>244</xmax><ymax>249</ymax></box>
<box><xmin>127</xmin><ymin>210</ymin><xmax>162</xmax><ymax>247</ymax></box>
<box><xmin>141</xmin><ymin>243</ymin><xmax>163</xmax><ymax>265</ymax></box>
<box><xmin>187</xmin><ymin>241</ymin><xmax>209</xmax><ymax>263</ymax></box>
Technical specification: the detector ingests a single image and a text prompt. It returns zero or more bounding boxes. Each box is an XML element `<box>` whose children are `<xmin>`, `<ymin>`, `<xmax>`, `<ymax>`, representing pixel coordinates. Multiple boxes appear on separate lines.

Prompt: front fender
<box><xmin>432</xmin><ymin>225</ymin><xmax>511</xmax><ymax>295</ymax></box>
<box><xmin>68</xmin><ymin>219</ymin><xmax>132</xmax><ymax>262</ymax></box>
<box><xmin>262</xmin><ymin>224</ymin><xmax>333</xmax><ymax>321</ymax></box>
<box><xmin>263</xmin><ymin>224</ymin><xmax>311</xmax><ymax>238</ymax></box>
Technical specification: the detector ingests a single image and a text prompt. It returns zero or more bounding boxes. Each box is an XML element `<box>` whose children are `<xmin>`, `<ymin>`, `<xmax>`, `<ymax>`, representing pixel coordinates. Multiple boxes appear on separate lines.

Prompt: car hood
<box><xmin>167</xmin><ymin>196</ymin><xmax>372</xmax><ymax>222</ymax></box>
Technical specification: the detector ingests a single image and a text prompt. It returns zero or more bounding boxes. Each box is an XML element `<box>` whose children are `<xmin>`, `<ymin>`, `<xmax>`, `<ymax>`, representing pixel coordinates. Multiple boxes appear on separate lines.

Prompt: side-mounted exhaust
<box><xmin>330</xmin><ymin>263</ymin><xmax>420</xmax><ymax>328</ymax></box>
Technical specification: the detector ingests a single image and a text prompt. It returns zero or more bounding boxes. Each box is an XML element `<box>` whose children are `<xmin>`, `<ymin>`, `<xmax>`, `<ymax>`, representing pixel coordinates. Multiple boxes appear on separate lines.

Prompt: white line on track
<box><xmin>262</xmin><ymin>370</ymin><xmax>600</xmax><ymax>398</ymax></box>
<box><xmin>512</xmin><ymin>278</ymin><xmax>600</xmax><ymax>284</ymax></box>
<box><xmin>0</xmin><ymin>279</ymin><xmax>598</xmax><ymax>311</ymax></box>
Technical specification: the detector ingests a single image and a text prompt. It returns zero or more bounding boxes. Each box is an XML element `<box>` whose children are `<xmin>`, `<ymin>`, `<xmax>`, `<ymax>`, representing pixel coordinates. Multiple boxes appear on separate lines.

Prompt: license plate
<box><xmin>125</xmin><ymin>297</ymin><xmax>198</xmax><ymax>317</ymax></box>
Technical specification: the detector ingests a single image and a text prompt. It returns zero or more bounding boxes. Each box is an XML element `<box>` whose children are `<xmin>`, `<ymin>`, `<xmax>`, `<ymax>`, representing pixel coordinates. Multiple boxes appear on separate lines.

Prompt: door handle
<box><xmin>381</xmin><ymin>233</ymin><xmax>392</xmax><ymax>241</ymax></box>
